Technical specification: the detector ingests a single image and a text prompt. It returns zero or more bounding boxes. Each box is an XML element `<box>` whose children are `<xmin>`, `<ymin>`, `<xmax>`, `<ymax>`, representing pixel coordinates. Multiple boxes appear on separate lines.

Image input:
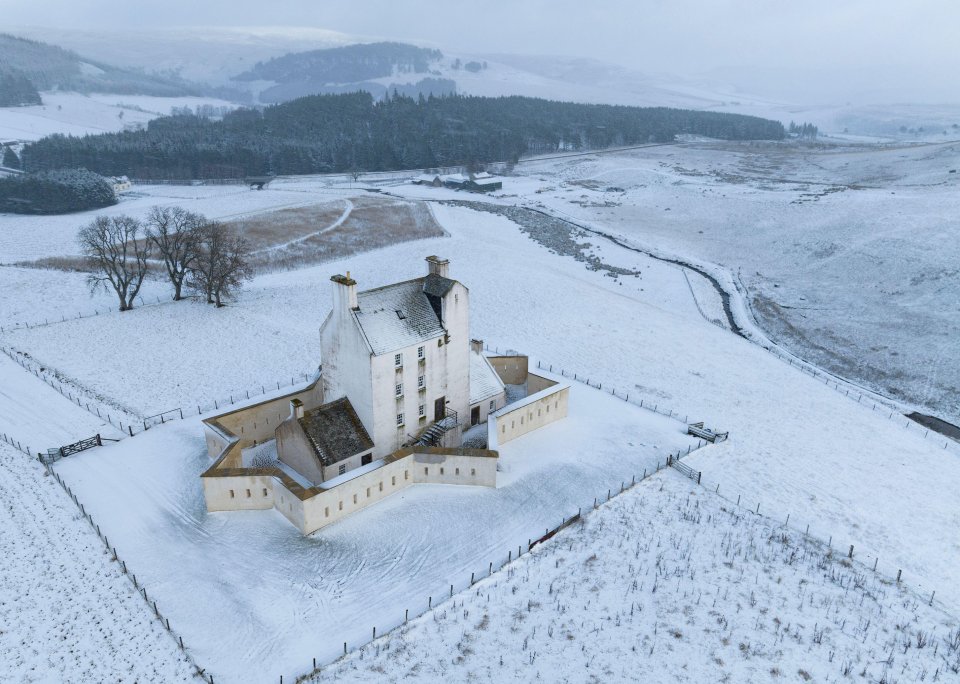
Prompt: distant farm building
<box><xmin>412</xmin><ymin>171</ymin><xmax>502</xmax><ymax>193</ymax></box>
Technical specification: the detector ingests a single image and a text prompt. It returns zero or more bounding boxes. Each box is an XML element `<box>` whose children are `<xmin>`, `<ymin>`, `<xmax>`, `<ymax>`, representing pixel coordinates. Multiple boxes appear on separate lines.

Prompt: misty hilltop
<box><xmin>0</xmin><ymin>33</ymin><xmax>200</xmax><ymax>99</ymax></box>
<box><xmin>232</xmin><ymin>41</ymin><xmax>455</xmax><ymax>103</ymax></box>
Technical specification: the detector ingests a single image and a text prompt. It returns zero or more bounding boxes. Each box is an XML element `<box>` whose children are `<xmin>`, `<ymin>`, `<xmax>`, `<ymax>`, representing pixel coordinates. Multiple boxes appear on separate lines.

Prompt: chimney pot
<box><xmin>331</xmin><ymin>273</ymin><xmax>358</xmax><ymax>310</ymax></box>
<box><xmin>426</xmin><ymin>255</ymin><xmax>450</xmax><ymax>278</ymax></box>
<box><xmin>290</xmin><ymin>398</ymin><xmax>304</xmax><ymax>420</ymax></box>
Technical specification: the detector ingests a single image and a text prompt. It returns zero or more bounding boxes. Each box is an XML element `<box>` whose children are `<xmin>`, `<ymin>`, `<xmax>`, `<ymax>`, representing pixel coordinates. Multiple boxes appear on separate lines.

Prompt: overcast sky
<box><xmin>7</xmin><ymin>0</ymin><xmax>960</xmax><ymax>101</ymax></box>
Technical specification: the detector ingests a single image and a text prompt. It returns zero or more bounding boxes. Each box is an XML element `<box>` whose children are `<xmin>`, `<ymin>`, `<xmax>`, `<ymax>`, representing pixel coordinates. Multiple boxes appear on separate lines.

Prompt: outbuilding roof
<box><xmin>470</xmin><ymin>351</ymin><xmax>506</xmax><ymax>405</ymax></box>
<box><xmin>354</xmin><ymin>277</ymin><xmax>454</xmax><ymax>355</ymax></box>
<box><xmin>299</xmin><ymin>397</ymin><xmax>374</xmax><ymax>467</ymax></box>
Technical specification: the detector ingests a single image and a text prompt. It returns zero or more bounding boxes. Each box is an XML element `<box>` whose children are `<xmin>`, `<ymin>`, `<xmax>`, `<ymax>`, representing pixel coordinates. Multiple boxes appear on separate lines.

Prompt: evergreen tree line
<box><xmin>0</xmin><ymin>169</ymin><xmax>116</xmax><ymax>214</ymax></box>
<box><xmin>788</xmin><ymin>121</ymin><xmax>819</xmax><ymax>138</ymax></box>
<box><xmin>21</xmin><ymin>92</ymin><xmax>787</xmax><ymax>180</ymax></box>
<box><xmin>0</xmin><ymin>71</ymin><xmax>42</xmax><ymax>106</ymax></box>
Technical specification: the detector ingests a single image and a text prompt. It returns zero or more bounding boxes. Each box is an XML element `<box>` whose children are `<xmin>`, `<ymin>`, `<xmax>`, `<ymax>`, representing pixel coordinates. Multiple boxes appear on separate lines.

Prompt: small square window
<box><xmin>379</xmin><ymin>482</ymin><xmax>383</xmax><ymax>492</ymax></box>
<box><xmin>229</xmin><ymin>489</ymin><xmax>235</xmax><ymax>498</ymax></box>
<box><xmin>471</xmin><ymin>468</ymin><xmax>476</xmax><ymax>476</ymax></box>
<box><xmin>417</xmin><ymin>346</ymin><xmax>424</xmax><ymax>359</ymax></box>
<box><xmin>392</xmin><ymin>475</ymin><xmax>396</xmax><ymax>485</ymax></box>
<box><xmin>455</xmin><ymin>468</ymin><xmax>460</xmax><ymax>475</ymax></box>
<box><xmin>396</xmin><ymin>413</ymin><xmax>404</xmax><ymax>426</ymax></box>
<box><xmin>338</xmin><ymin>501</ymin><xmax>343</xmax><ymax>511</ymax></box>
<box><xmin>353</xmin><ymin>494</ymin><xmax>357</xmax><ymax>504</ymax></box>
<box><xmin>502</xmin><ymin>425</ymin><xmax>506</xmax><ymax>433</ymax></box>
<box><xmin>546</xmin><ymin>404</ymin><xmax>550</xmax><ymax>413</ymax></box>
<box><xmin>424</xmin><ymin>467</ymin><xmax>429</xmax><ymax>476</ymax></box>
<box><xmin>404</xmin><ymin>470</ymin><xmax>409</xmax><ymax>480</ymax></box>
<box><xmin>246</xmin><ymin>489</ymin><xmax>251</xmax><ymax>498</ymax></box>
<box><xmin>396</xmin><ymin>383</ymin><xmax>403</xmax><ymax>396</ymax></box>
<box><xmin>366</xmin><ymin>487</ymin><xmax>370</xmax><ymax>498</ymax></box>
<box><xmin>394</xmin><ymin>353</ymin><xmax>402</xmax><ymax>367</ymax></box>
<box><xmin>325</xmin><ymin>506</ymin><xmax>329</xmax><ymax>517</ymax></box>
<box><xmin>440</xmin><ymin>467</ymin><xmax>444</xmax><ymax>475</ymax></box>
<box><xmin>418</xmin><ymin>375</ymin><xmax>424</xmax><ymax>388</ymax></box>
<box><xmin>339</xmin><ymin>464</ymin><xmax>346</xmax><ymax>475</ymax></box>
<box><xmin>489</xmin><ymin>400</ymin><xmax>495</xmax><ymax>411</ymax></box>
<box><xmin>438</xmin><ymin>338</ymin><xmax>443</xmax><ymax>347</ymax></box>
<box><xmin>418</xmin><ymin>404</ymin><xmax>425</xmax><ymax>417</ymax></box>
<box><xmin>262</xmin><ymin>488</ymin><xmax>268</xmax><ymax>497</ymax></box>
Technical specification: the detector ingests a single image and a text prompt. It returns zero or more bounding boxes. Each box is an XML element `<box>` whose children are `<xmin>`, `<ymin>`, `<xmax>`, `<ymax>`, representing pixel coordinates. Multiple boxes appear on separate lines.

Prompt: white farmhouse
<box><xmin>274</xmin><ymin>256</ymin><xmax>504</xmax><ymax>482</ymax></box>
<box><xmin>199</xmin><ymin>255</ymin><xmax>571</xmax><ymax>535</ymax></box>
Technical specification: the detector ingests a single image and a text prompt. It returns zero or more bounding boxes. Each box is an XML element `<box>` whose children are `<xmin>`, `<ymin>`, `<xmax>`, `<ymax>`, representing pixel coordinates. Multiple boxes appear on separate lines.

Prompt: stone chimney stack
<box><xmin>331</xmin><ymin>272</ymin><xmax>358</xmax><ymax>312</ymax></box>
<box><xmin>290</xmin><ymin>398</ymin><xmax>304</xmax><ymax>420</ymax></box>
<box><xmin>425</xmin><ymin>255</ymin><xmax>450</xmax><ymax>278</ymax></box>
<box><xmin>470</xmin><ymin>339</ymin><xmax>483</xmax><ymax>354</ymax></box>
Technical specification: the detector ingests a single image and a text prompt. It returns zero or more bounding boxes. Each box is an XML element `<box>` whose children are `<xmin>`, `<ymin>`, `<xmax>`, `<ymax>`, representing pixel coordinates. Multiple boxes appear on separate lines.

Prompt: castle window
<box><xmin>396</xmin><ymin>412</ymin><xmax>404</xmax><ymax>426</ymax></box>
<box><xmin>396</xmin><ymin>382</ymin><xmax>403</xmax><ymax>397</ymax></box>
<box><xmin>417</xmin><ymin>345</ymin><xmax>424</xmax><ymax>359</ymax></box>
<box><xmin>339</xmin><ymin>464</ymin><xmax>346</xmax><ymax>475</ymax></box>
<box><xmin>394</xmin><ymin>353</ymin><xmax>402</xmax><ymax>367</ymax></box>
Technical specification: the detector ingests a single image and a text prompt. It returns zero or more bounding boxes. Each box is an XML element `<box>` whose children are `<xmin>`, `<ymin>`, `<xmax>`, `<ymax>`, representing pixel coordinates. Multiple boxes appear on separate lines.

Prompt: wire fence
<box><xmin>1</xmin><ymin>343</ymin><xmax>319</xmax><ymax>449</ymax></box>
<box><xmin>288</xmin><ymin>444</ymin><xmax>708</xmax><ymax>684</ymax></box>
<box><xmin>0</xmin><ymin>293</ymin><xmax>168</xmax><ymax>334</ymax></box>
<box><xmin>670</xmin><ymin>461</ymin><xmax>949</xmax><ymax>622</ymax></box>
<box><xmin>42</xmin><ymin>462</ymin><xmax>213</xmax><ymax>683</ymax></box>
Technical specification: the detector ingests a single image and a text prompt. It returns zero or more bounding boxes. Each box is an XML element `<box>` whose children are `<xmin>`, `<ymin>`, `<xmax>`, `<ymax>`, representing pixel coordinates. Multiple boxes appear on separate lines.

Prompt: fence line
<box><xmin>484</xmin><ymin>343</ymin><xmax>695</xmax><ymax>428</ymax></box>
<box><xmin>41</xmin><ymin>461</ymin><xmax>213</xmax><ymax>683</ymax></box>
<box><xmin>0</xmin><ymin>293</ymin><xmax>167</xmax><ymax>334</ymax></box>
<box><xmin>1</xmin><ymin>342</ymin><xmax>319</xmax><ymax>448</ymax></box>
<box><xmin>290</xmin><ymin>443</ymin><xmax>710</xmax><ymax>683</ymax></box>
<box><xmin>668</xmin><ymin>461</ymin><xmax>948</xmax><ymax>621</ymax></box>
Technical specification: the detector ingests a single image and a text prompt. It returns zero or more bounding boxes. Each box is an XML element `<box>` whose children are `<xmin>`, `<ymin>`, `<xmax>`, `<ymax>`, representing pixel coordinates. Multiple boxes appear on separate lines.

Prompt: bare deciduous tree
<box><xmin>145</xmin><ymin>205</ymin><xmax>203</xmax><ymax>301</ymax></box>
<box><xmin>78</xmin><ymin>215</ymin><xmax>151</xmax><ymax>312</ymax></box>
<box><xmin>189</xmin><ymin>221</ymin><xmax>252</xmax><ymax>307</ymax></box>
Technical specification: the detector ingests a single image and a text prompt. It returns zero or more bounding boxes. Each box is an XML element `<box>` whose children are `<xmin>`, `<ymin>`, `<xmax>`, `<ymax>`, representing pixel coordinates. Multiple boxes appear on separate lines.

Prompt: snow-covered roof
<box><xmin>354</xmin><ymin>277</ymin><xmax>450</xmax><ymax>355</ymax></box>
<box><xmin>470</xmin><ymin>351</ymin><xmax>506</xmax><ymax>405</ymax></box>
<box><xmin>299</xmin><ymin>397</ymin><xmax>374</xmax><ymax>467</ymax></box>
<box><xmin>442</xmin><ymin>173</ymin><xmax>469</xmax><ymax>183</ymax></box>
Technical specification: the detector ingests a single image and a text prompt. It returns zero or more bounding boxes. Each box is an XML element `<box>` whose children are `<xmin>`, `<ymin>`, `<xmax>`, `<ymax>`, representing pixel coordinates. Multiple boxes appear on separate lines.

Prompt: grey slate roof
<box><xmin>354</xmin><ymin>277</ymin><xmax>451</xmax><ymax>355</ymax></box>
<box><xmin>299</xmin><ymin>397</ymin><xmax>374</xmax><ymax>467</ymax></box>
<box><xmin>470</xmin><ymin>351</ymin><xmax>506</xmax><ymax>405</ymax></box>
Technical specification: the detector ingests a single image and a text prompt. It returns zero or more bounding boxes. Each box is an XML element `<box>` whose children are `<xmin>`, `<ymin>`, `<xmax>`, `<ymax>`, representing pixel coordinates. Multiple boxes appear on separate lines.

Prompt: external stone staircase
<box><xmin>413</xmin><ymin>410</ymin><xmax>459</xmax><ymax>447</ymax></box>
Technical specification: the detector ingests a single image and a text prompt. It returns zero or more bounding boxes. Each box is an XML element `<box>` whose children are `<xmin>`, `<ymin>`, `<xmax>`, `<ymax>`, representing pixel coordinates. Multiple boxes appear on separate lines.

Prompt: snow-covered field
<box><xmin>2</xmin><ymin>139</ymin><xmax>959</xmax><ymax>682</ymax></box>
<box><xmin>0</xmin><ymin>443</ymin><xmax>195</xmax><ymax>683</ymax></box>
<box><xmin>0</xmin><ymin>91</ymin><xmax>237</xmax><ymax>142</ymax></box>
<box><xmin>314</xmin><ymin>471</ymin><xmax>960</xmax><ymax>683</ymax></box>
<box><xmin>0</xmin><ymin>200</ymin><xmax>950</xmax><ymax>681</ymax></box>
<box><xmin>52</xmin><ymin>375</ymin><xmax>695</xmax><ymax>684</ymax></box>
<box><xmin>495</xmin><ymin>141</ymin><xmax>960</xmax><ymax>424</ymax></box>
